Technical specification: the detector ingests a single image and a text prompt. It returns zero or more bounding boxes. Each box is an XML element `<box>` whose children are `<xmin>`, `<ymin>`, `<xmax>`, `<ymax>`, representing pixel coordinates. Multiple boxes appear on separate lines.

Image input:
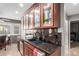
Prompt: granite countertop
<box><xmin>21</xmin><ymin>39</ymin><xmax>60</xmax><ymax>55</ymax></box>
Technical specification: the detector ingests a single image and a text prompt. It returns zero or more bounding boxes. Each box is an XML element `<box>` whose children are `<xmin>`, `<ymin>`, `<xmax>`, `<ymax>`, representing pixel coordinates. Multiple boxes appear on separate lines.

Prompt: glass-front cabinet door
<box><xmin>23</xmin><ymin>15</ymin><xmax>26</xmax><ymax>29</ymax></box>
<box><xmin>28</xmin><ymin>10</ymin><xmax>34</xmax><ymax>29</ymax></box>
<box><xmin>25</xmin><ymin>14</ymin><xmax>29</xmax><ymax>29</ymax></box>
<box><xmin>34</xmin><ymin>4</ymin><xmax>40</xmax><ymax>28</ymax></box>
<box><xmin>42</xmin><ymin>3</ymin><xmax>53</xmax><ymax>27</ymax></box>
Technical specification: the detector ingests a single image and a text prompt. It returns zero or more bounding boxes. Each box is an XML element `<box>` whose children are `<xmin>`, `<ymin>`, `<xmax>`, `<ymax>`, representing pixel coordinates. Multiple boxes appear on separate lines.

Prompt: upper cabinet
<box><xmin>41</xmin><ymin>3</ymin><xmax>60</xmax><ymax>28</ymax></box>
<box><xmin>25</xmin><ymin>14</ymin><xmax>29</xmax><ymax>29</ymax></box>
<box><xmin>34</xmin><ymin>4</ymin><xmax>41</xmax><ymax>28</ymax></box>
<box><xmin>53</xmin><ymin>3</ymin><xmax>60</xmax><ymax>28</ymax></box>
<box><xmin>21</xmin><ymin>16</ymin><xmax>25</xmax><ymax>29</ymax></box>
<box><xmin>28</xmin><ymin>10</ymin><xmax>34</xmax><ymax>29</ymax></box>
<box><xmin>41</xmin><ymin>3</ymin><xmax>52</xmax><ymax>27</ymax></box>
<box><xmin>22</xmin><ymin>3</ymin><xmax>60</xmax><ymax>29</ymax></box>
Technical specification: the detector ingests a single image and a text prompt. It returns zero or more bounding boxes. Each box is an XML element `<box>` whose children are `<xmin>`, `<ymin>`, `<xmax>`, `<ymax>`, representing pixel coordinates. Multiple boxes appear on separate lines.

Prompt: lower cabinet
<box><xmin>23</xmin><ymin>42</ymin><xmax>45</xmax><ymax>56</ymax></box>
<box><xmin>17</xmin><ymin>40</ymin><xmax>23</xmax><ymax>56</ymax></box>
<box><xmin>17</xmin><ymin>40</ymin><xmax>61</xmax><ymax>56</ymax></box>
<box><xmin>20</xmin><ymin>41</ymin><xmax>23</xmax><ymax>55</ymax></box>
<box><xmin>23</xmin><ymin>43</ymin><xmax>29</xmax><ymax>55</ymax></box>
<box><xmin>23</xmin><ymin>42</ymin><xmax>35</xmax><ymax>56</ymax></box>
<box><xmin>50</xmin><ymin>47</ymin><xmax>61</xmax><ymax>56</ymax></box>
<box><xmin>17</xmin><ymin>41</ymin><xmax>20</xmax><ymax>51</ymax></box>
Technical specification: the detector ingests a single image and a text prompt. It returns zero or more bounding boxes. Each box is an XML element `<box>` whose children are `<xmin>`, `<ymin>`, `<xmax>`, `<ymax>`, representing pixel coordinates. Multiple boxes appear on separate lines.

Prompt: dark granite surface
<box><xmin>22</xmin><ymin>39</ymin><xmax>60</xmax><ymax>55</ymax></box>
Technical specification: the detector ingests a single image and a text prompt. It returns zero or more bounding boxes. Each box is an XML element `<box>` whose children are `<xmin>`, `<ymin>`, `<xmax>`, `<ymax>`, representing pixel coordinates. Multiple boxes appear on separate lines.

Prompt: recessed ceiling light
<box><xmin>16</xmin><ymin>11</ymin><xmax>19</xmax><ymax>14</ymax></box>
<box><xmin>19</xmin><ymin>3</ymin><xmax>24</xmax><ymax>7</ymax></box>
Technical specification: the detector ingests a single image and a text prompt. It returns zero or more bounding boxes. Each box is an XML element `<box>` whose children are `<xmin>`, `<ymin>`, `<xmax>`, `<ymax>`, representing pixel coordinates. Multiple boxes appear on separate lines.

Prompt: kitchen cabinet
<box><xmin>23</xmin><ymin>43</ymin><xmax>29</xmax><ymax>56</ymax></box>
<box><xmin>21</xmin><ymin>16</ymin><xmax>24</xmax><ymax>29</ymax></box>
<box><xmin>41</xmin><ymin>3</ymin><xmax>60</xmax><ymax>28</ymax></box>
<box><xmin>34</xmin><ymin>4</ymin><xmax>41</xmax><ymax>28</ymax></box>
<box><xmin>17</xmin><ymin>40</ymin><xmax>24</xmax><ymax>56</ymax></box>
<box><xmin>41</xmin><ymin>3</ymin><xmax>52</xmax><ymax>27</ymax></box>
<box><xmin>50</xmin><ymin>47</ymin><xmax>61</xmax><ymax>56</ymax></box>
<box><xmin>22</xmin><ymin>3</ymin><xmax>60</xmax><ymax>29</ymax></box>
<box><xmin>17</xmin><ymin>40</ymin><xmax>20</xmax><ymax>51</ymax></box>
<box><xmin>28</xmin><ymin>10</ymin><xmax>34</xmax><ymax>29</ymax></box>
<box><xmin>20</xmin><ymin>41</ymin><xmax>23</xmax><ymax>55</ymax></box>
<box><xmin>17</xmin><ymin>39</ymin><xmax>61</xmax><ymax>56</ymax></box>
<box><xmin>24</xmin><ymin>14</ymin><xmax>29</xmax><ymax>29</ymax></box>
<box><xmin>23</xmin><ymin>41</ymin><xmax>46</xmax><ymax>56</ymax></box>
<box><xmin>23</xmin><ymin>42</ymin><xmax>34</xmax><ymax>56</ymax></box>
<box><xmin>53</xmin><ymin>4</ymin><xmax>60</xmax><ymax>28</ymax></box>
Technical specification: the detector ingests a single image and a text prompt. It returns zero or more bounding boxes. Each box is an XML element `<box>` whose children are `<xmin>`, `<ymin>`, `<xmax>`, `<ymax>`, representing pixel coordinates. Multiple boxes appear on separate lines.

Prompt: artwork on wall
<box><xmin>0</xmin><ymin>25</ymin><xmax>10</xmax><ymax>34</ymax></box>
<box><xmin>14</xmin><ymin>25</ymin><xmax>19</xmax><ymax>34</ymax></box>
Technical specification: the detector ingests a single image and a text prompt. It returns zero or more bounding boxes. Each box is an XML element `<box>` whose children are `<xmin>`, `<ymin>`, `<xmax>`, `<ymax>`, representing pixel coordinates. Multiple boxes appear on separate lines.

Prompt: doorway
<box><xmin>70</xmin><ymin>21</ymin><xmax>79</xmax><ymax>55</ymax></box>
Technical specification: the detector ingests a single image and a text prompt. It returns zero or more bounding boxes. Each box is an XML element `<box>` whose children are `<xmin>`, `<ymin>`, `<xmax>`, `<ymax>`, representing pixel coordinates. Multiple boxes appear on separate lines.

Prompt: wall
<box><xmin>69</xmin><ymin>14</ymin><xmax>79</xmax><ymax>21</ymax></box>
<box><xmin>59</xmin><ymin>4</ymin><xmax>70</xmax><ymax>56</ymax></box>
<box><xmin>59</xmin><ymin>4</ymin><xmax>79</xmax><ymax>56</ymax></box>
<box><xmin>0</xmin><ymin>20</ymin><xmax>21</xmax><ymax>36</ymax></box>
<box><xmin>68</xmin><ymin>14</ymin><xmax>79</xmax><ymax>55</ymax></box>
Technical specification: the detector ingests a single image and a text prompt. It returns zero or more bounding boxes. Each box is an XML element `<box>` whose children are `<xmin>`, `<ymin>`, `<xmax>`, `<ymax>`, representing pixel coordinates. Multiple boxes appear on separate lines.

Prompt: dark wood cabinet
<box><xmin>17</xmin><ymin>40</ymin><xmax>20</xmax><ymax>51</ymax></box>
<box><xmin>28</xmin><ymin>10</ymin><xmax>34</xmax><ymax>29</ymax></box>
<box><xmin>53</xmin><ymin>3</ymin><xmax>60</xmax><ymax>28</ymax></box>
<box><xmin>17</xmin><ymin>40</ymin><xmax>23</xmax><ymax>56</ymax></box>
<box><xmin>22</xmin><ymin>3</ymin><xmax>60</xmax><ymax>29</ymax></box>
<box><xmin>23</xmin><ymin>43</ymin><xmax>29</xmax><ymax>56</ymax></box>
<box><xmin>41</xmin><ymin>3</ymin><xmax>53</xmax><ymax>28</ymax></box>
<box><xmin>50</xmin><ymin>47</ymin><xmax>61</xmax><ymax>56</ymax></box>
<box><xmin>23</xmin><ymin>42</ymin><xmax>34</xmax><ymax>56</ymax></box>
<box><xmin>17</xmin><ymin>39</ymin><xmax>61</xmax><ymax>56</ymax></box>
<box><xmin>41</xmin><ymin>3</ymin><xmax>60</xmax><ymax>28</ymax></box>
<box><xmin>34</xmin><ymin>4</ymin><xmax>41</xmax><ymax>28</ymax></box>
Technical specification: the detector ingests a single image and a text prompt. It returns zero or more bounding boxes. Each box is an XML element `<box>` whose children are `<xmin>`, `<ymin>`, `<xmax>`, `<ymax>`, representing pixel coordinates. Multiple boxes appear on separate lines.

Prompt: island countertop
<box><xmin>20</xmin><ymin>39</ymin><xmax>61</xmax><ymax>56</ymax></box>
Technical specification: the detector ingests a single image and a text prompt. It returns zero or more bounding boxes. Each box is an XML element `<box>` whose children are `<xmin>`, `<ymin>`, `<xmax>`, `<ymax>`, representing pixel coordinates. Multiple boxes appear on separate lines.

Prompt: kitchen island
<box><xmin>17</xmin><ymin>38</ymin><xmax>61</xmax><ymax>56</ymax></box>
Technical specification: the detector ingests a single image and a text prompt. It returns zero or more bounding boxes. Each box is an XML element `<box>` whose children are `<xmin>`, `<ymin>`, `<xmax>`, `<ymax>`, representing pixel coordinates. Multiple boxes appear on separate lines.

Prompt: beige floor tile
<box><xmin>70</xmin><ymin>41</ymin><xmax>79</xmax><ymax>56</ymax></box>
<box><xmin>0</xmin><ymin>44</ymin><xmax>21</xmax><ymax>56</ymax></box>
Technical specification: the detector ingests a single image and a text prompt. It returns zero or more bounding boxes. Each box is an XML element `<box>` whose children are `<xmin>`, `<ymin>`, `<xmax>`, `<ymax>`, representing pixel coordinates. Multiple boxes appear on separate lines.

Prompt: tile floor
<box><xmin>70</xmin><ymin>41</ymin><xmax>79</xmax><ymax>56</ymax></box>
<box><xmin>1</xmin><ymin>41</ymin><xmax>79</xmax><ymax>56</ymax></box>
<box><xmin>0</xmin><ymin>44</ymin><xmax>21</xmax><ymax>56</ymax></box>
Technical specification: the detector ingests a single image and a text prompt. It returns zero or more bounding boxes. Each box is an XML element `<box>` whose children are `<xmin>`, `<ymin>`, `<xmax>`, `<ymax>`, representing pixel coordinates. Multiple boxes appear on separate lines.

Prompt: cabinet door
<box><xmin>34</xmin><ymin>4</ymin><xmax>40</xmax><ymax>28</ymax></box>
<box><xmin>24</xmin><ymin>14</ymin><xmax>29</xmax><ymax>29</ymax></box>
<box><xmin>41</xmin><ymin>3</ymin><xmax>53</xmax><ymax>27</ymax></box>
<box><xmin>21</xmin><ymin>17</ymin><xmax>24</xmax><ymax>29</ymax></box>
<box><xmin>50</xmin><ymin>47</ymin><xmax>61</xmax><ymax>56</ymax></box>
<box><xmin>28</xmin><ymin>48</ymin><xmax>33</xmax><ymax>56</ymax></box>
<box><xmin>20</xmin><ymin>41</ymin><xmax>23</xmax><ymax>55</ymax></box>
<box><xmin>17</xmin><ymin>41</ymin><xmax>20</xmax><ymax>51</ymax></box>
<box><xmin>23</xmin><ymin>16</ymin><xmax>25</xmax><ymax>29</ymax></box>
<box><xmin>24</xmin><ymin>43</ymin><xmax>29</xmax><ymax>56</ymax></box>
<box><xmin>28</xmin><ymin>10</ymin><xmax>34</xmax><ymax>29</ymax></box>
<box><xmin>53</xmin><ymin>3</ymin><xmax>60</xmax><ymax>28</ymax></box>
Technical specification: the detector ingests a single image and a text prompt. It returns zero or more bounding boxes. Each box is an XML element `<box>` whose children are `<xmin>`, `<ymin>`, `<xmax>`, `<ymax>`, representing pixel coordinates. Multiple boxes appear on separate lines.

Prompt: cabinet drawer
<box><xmin>24</xmin><ymin>44</ymin><xmax>29</xmax><ymax>56</ymax></box>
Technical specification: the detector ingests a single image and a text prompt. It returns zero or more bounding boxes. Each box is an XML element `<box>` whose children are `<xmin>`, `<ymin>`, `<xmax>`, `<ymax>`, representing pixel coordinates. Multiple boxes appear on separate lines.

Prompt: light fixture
<box><xmin>16</xmin><ymin>11</ymin><xmax>19</xmax><ymax>14</ymax></box>
<box><xmin>19</xmin><ymin>3</ymin><xmax>24</xmax><ymax>7</ymax></box>
<box><xmin>35</xmin><ymin>9</ymin><xmax>39</xmax><ymax>13</ymax></box>
<box><xmin>29</xmin><ymin>14</ymin><xmax>33</xmax><ymax>18</ymax></box>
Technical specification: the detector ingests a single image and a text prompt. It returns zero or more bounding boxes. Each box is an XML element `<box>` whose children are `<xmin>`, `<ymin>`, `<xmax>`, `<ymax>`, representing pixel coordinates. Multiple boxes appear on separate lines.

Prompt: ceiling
<box><xmin>0</xmin><ymin>3</ymin><xmax>33</xmax><ymax>20</ymax></box>
<box><xmin>66</xmin><ymin>3</ymin><xmax>79</xmax><ymax>16</ymax></box>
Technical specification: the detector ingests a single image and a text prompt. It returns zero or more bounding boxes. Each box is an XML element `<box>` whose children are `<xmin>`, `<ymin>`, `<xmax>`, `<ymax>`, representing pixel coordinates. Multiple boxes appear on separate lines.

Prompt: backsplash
<box><xmin>33</xmin><ymin>28</ymin><xmax>61</xmax><ymax>46</ymax></box>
